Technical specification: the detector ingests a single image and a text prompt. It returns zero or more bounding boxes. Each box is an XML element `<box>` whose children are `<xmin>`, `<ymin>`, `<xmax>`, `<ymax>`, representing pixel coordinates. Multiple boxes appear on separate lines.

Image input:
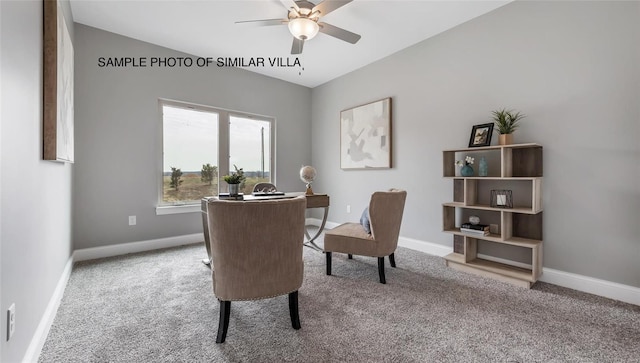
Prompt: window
<box><xmin>230</xmin><ymin>115</ymin><xmax>271</xmax><ymax>188</ymax></box>
<box><xmin>161</xmin><ymin>104</ymin><xmax>219</xmax><ymax>205</ymax></box>
<box><xmin>158</xmin><ymin>100</ymin><xmax>274</xmax><ymax>212</ymax></box>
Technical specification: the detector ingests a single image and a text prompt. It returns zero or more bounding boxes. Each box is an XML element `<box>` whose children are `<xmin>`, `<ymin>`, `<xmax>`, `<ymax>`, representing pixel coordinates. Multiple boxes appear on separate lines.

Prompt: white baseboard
<box><xmin>73</xmin><ymin>233</ymin><xmax>204</xmax><ymax>262</ymax></box>
<box><xmin>398</xmin><ymin>236</ymin><xmax>451</xmax><ymax>257</ymax></box>
<box><xmin>23</xmin><ymin>255</ymin><xmax>74</xmax><ymax>363</ymax></box>
<box><xmin>400</xmin><ymin>240</ymin><xmax>639</xmax><ymax>305</ymax></box>
<box><xmin>314</xmin><ymin>218</ymin><xmax>639</xmax><ymax>306</ymax></box>
<box><xmin>539</xmin><ymin>268</ymin><xmax>639</xmax><ymax>306</ymax></box>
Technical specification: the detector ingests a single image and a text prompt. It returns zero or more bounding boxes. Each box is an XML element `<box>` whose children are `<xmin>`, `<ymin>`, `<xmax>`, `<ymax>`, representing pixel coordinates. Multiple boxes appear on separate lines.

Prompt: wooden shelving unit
<box><xmin>442</xmin><ymin>143</ymin><xmax>543</xmax><ymax>288</ymax></box>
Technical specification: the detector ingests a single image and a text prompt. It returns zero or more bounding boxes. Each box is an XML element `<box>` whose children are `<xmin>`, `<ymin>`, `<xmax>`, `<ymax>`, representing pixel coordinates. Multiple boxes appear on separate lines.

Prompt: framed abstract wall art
<box><xmin>44</xmin><ymin>0</ymin><xmax>74</xmax><ymax>162</ymax></box>
<box><xmin>340</xmin><ymin>98</ymin><xmax>392</xmax><ymax>169</ymax></box>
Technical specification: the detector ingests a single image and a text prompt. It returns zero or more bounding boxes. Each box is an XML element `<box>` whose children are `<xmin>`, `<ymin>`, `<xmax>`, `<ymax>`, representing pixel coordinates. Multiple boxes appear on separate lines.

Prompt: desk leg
<box><xmin>304</xmin><ymin>206</ymin><xmax>329</xmax><ymax>251</ymax></box>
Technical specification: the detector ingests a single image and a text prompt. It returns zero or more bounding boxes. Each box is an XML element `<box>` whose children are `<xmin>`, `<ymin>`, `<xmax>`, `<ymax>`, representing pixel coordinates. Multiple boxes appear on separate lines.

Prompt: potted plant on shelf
<box><xmin>223</xmin><ymin>164</ymin><xmax>245</xmax><ymax>196</ymax></box>
<box><xmin>492</xmin><ymin>108</ymin><xmax>526</xmax><ymax>145</ymax></box>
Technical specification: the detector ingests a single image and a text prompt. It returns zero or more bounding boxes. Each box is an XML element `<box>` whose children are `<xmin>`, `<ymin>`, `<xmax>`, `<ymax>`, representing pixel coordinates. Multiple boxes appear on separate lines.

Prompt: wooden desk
<box><xmin>201</xmin><ymin>193</ymin><xmax>330</xmax><ymax>264</ymax></box>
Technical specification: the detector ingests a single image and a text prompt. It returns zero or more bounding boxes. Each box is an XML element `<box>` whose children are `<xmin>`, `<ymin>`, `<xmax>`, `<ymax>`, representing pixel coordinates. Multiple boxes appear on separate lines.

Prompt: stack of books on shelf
<box><xmin>460</xmin><ymin>223</ymin><xmax>490</xmax><ymax>236</ymax></box>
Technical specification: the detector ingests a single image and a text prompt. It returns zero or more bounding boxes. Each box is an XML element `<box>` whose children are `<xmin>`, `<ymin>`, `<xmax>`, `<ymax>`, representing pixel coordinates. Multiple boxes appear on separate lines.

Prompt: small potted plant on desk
<box><xmin>223</xmin><ymin>165</ymin><xmax>245</xmax><ymax>197</ymax></box>
<box><xmin>493</xmin><ymin>108</ymin><xmax>526</xmax><ymax>145</ymax></box>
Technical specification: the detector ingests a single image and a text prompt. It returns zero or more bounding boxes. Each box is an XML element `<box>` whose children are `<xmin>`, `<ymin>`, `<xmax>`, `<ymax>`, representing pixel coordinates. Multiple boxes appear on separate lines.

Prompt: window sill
<box><xmin>156</xmin><ymin>204</ymin><xmax>200</xmax><ymax>215</ymax></box>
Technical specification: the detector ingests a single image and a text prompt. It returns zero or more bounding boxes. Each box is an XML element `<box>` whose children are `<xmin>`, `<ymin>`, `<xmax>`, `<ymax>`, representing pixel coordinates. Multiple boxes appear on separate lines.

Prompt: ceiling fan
<box><xmin>236</xmin><ymin>0</ymin><xmax>361</xmax><ymax>55</ymax></box>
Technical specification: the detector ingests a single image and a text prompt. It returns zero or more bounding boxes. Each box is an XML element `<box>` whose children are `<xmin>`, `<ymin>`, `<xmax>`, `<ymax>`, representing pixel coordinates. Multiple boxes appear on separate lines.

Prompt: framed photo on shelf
<box><xmin>340</xmin><ymin>97</ymin><xmax>392</xmax><ymax>170</ymax></box>
<box><xmin>468</xmin><ymin>123</ymin><xmax>493</xmax><ymax>148</ymax></box>
<box><xmin>490</xmin><ymin>190</ymin><xmax>513</xmax><ymax>208</ymax></box>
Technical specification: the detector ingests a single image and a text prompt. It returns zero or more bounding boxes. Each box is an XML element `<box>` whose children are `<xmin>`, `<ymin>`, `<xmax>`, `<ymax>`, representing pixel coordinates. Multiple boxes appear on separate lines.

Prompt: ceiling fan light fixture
<box><xmin>288</xmin><ymin>18</ymin><xmax>319</xmax><ymax>40</ymax></box>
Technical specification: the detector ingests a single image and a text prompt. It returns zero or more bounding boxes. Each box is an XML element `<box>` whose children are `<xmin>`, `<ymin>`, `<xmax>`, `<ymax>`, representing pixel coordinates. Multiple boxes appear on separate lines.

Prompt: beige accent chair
<box><xmin>206</xmin><ymin>195</ymin><xmax>307</xmax><ymax>343</ymax></box>
<box><xmin>323</xmin><ymin>189</ymin><xmax>407</xmax><ymax>284</ymax></box>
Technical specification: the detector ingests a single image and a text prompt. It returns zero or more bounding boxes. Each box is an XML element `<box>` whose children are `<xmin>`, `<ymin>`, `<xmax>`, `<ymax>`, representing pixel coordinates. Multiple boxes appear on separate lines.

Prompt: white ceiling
<box><xmin>70</xmin><ymin>0</ymin><xmax>510</xmax><ymax>88</ymax></box>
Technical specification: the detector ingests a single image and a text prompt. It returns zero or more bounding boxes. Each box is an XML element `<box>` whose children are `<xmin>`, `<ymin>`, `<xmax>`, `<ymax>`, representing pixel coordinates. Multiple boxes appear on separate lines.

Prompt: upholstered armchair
<box><xmin>323</xmin><ymin>189</ymin><xmax>407</xmax><ymax>284</ymax></box>
<box><xmin>205</xmin><ymin>195</ymin><xmax>307</xmax><ymax>343</ymax></box>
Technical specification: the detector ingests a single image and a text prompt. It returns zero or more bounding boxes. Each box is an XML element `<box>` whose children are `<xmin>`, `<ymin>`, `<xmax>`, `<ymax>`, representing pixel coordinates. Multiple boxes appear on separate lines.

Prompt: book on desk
<box><xmin>251</xmin><ymin>191</ymin><xmax>286</xmax><ymax>196</ymax></box>
<box><xmin>218</xmin><ymin>193</ymin><xmax>244</xmax><ymax>200</ymax></box>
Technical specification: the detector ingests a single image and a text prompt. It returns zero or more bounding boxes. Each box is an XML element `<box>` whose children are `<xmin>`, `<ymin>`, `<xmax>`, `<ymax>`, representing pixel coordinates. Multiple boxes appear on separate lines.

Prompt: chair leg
<box><xmin>288</xmin><ymin>291</ymin><xmax>301</xmax><ymax>330</ymax></box>
<box><xmin>389</xmin><ymin>253</ymin><xmax>396</xmax><ymax>268</ymax></box>
<box><xmin>378</xmin><ymin>257</ymin><xmax>386</xmax><ymax>284</ymax></box>
<box><xmin>326</xmin><ymin>252</ymin><xmax>332</xmax><ymax>275</ymax></box>
<box><xmin>348</xmin><ymin>254</ymin><xmax>353</xmax><ymax>259</ymax></box>
<box><xmin>216</xmin><ymin>300</ymin><xmax>231</xmax><ymax>343</ymax></box>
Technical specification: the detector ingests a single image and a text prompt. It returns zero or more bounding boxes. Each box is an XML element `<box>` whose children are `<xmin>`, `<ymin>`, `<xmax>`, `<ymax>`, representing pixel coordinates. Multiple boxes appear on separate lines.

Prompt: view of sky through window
<box><xmin>230</xmin><ymin>115</ymin><xmax>271</xmax><ymax>175</ymax></box>
<box><xmin>163</xmin><ymin>106</ymin><xmax>272</xmax><ymax>174</ymax></box>
<box><xmin>163</xmin><ymin>105</ymin><xmax>218</xmax><ymax>172</ymax></box>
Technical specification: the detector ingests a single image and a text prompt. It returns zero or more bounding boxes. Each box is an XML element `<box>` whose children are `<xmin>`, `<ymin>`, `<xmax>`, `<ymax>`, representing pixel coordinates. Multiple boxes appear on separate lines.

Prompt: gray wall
<box><xmin>73</xmin><ymin>25</ymin><xmax>312</xmax><ymax>249</ymax></box>
<box><xmin>311</xmin><ymin>1</ymin><xmax>640</xmax><ymax>287</ymax></box>
<box><xmin>1</xmin><ymin>1</ymin><xmax>74</xmax><ymax>361</ymax></box>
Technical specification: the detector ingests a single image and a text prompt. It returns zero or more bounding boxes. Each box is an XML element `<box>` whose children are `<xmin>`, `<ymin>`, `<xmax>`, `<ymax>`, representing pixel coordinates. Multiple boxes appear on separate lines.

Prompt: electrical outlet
<box><xmin>128</xmin><ymin>215</ymin><xmax>136</xmax><ymax>226</ymax></box>
<box><xmin>7</xmin><ymin>303</ymin><xmax>15</xmax><ymax>341</ymax></box>
<box><xmin>346</xmin><ymin>205</ymin><xmax>351</xmax><ymax>213</ymax></box>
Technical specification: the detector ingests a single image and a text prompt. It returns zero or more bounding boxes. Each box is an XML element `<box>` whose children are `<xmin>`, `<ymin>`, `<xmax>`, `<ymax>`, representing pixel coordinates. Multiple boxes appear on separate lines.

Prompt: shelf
<box><xmin>444</xmin><ymin>253</ymin><xmax>535</xmax><ymax>285</ymax></box>
<box><xmin>442</xmin><ymin>202</ymin><xmax>542</xmax><ymax>215</ymax></box>
<box><xmin>443</xmin><ymin>202</ymin><xmax>465</xmax><ymax>208</ymax></box>
<box><xmin>443</xmin><ymin>143</ymin><xmax>543</xmax><ymax>178</ymax></box>
<box><xmin>443</xmin><ymin>143</ymin><xmax>542</xmax><ymax>153</ymax></box>
<box><xmin>443</xmin><ymin>228</ymin><xmax>502</xmax><ymax>242</ymax></box>
<box><xmin>442</xmin><ymin>228</ymin><xmax>541</xmax><ymax>248</ymax></box>
<box><xmin>442</xmin><ymin>143</ymin><xmax>543</xmax><ymax>288</ymax></box>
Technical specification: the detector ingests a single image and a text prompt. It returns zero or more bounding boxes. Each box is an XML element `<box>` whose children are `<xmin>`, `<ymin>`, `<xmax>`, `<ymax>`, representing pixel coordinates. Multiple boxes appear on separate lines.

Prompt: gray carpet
<box><xmin>39</xmin><ymin>243</ymin><xmax>640</xmax><ymax>362</ymax></box>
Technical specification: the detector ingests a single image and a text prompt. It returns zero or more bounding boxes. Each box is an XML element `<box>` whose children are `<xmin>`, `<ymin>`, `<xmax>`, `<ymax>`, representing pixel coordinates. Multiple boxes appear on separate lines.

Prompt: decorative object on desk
<box><xmin>492</xmin><ymin>108</ymin><xmax>526</xmax><ymax>145</ymax></box>
<box><xmin>478</xmin><ymin>156</ymin><xmax>488</xmax><ymax>177</ymax></box>
<box><xmin>252</xmin><ymin>191</ymin><xmax>285</xmax><ymax>196</ymax></box>
<box><xmin>490</xmin><ymin>189</ymin><xmax>513</xmax><ymax>208</ymax></box>
<box><xmin>43</xmin><ymin>0</ymin><xmax>74</xmax><ymax>163</ymax></box>
<box><xmin>340</xmin><ymin>97</ymin><xmax>392</xmax><ymax>170</ymax></box>
<box><xmin>228</xmin><ymin>183</ymin><xmax>240</xmax><ymax>196</ymax></box>
<box><xmin>468</xmin><ymin>123</ymin><xmax>494</xmax><ymax>147</ymax></box>
<box><xmin>223</xmin><ymin>164</ymin><xmax>246</xmax><ymax>196</ymax></box>
<box><xmin>455</xmin><ymin>156</ymin><xmax>474</xmax><ymax>177</ymax></box>
<box><xmin>252</xmin><ymin>182</ymin><xmax>283</xmax><ymax>196</ymax></box>
<box><xmin>468</xmin><ymin>215</ymin><xmax>480</xmax><ymax>225</ymax></box>
<box><xmin>253</xmin><ymin>182</ymin><xmax>278</xmax><ymax>193</ymax></box>
<box><xmin>299</xmin><ymin>165</ymin><xmax>317</xmax><ymax>195</ymax></box>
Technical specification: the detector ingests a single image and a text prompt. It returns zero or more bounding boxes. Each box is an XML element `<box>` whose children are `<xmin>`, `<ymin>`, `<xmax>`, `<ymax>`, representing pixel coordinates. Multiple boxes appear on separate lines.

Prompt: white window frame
<box><xmin>156</xmin><ymin>99</ymin><xmax>276</xmax><ymax>215</ymax></box>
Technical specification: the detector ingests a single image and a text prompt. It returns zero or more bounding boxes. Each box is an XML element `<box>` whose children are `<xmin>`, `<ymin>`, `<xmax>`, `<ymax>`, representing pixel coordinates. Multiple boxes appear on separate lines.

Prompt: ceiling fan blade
<box><xmin>318</xmin><ymin>22</ymin><xmax>361</xmax><ymax>44</ymax></box>
<box><xmin>312</xmin><ymin>0</ymin><xmax>353</xmax><ymax>16</ymax></box>
<box><xmin>235</xmin><ymin>19</ymin><xmax>287</xmax><ymax>26</ymax></box>
<box><xmin>291</xmin><ymin>37</ymin><xmax>304</xmax><ymax>54</ymax></box>
<box><xmin>280</xmin><ymin>0</ymin><xmax>299</xmax><ymax>12</ymax></box>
